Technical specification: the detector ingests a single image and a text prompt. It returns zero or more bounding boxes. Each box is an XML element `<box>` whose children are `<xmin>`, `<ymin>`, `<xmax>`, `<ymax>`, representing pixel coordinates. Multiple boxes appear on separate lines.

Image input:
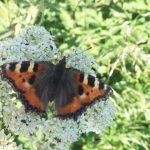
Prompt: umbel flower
<box><xmin>0</xmin><ymin>26</ymin><xmax>115</xmax><ymax>149</ymax></box>
<box><xmin>0</xmin><ymin>129</ymin><xmax>23</xmax><ymax>150</ymax></box>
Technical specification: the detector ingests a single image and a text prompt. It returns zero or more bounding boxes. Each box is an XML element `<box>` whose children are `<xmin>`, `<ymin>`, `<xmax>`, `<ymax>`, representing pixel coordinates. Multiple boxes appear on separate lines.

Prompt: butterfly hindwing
<box><xmin>0</xmin><ymin>61</ymin><xmax>54</xmax><ymax>112</ymax></box>
<box><xmin>56</xmin><ymin>69</ymin><xmax>112</xmax><ymax>117</ymax></box>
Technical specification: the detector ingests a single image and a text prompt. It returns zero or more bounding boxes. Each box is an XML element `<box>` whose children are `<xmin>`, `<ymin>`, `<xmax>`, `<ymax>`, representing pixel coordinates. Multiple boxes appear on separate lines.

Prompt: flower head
<box><xmin>0</xmin><ymin>26</ymin><xmax>115</xmax><ymax>149</ymax></box>
<box><xmin>0</xmin><ymin>129</ymin><xmax>23</xmax><ymax>150</ymax></box>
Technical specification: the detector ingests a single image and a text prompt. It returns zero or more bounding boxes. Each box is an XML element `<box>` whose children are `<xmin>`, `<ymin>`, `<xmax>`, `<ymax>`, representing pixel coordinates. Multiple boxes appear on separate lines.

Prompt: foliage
<box><xmin>0</xmin><ymin>0</ymin><xmax>150</xmax><ymax>150</ymax></box>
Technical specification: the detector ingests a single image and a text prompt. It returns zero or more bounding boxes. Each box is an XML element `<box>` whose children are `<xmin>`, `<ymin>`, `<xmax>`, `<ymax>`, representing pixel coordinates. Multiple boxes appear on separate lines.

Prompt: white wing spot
<box><xmin>6</xmin><ymin>64</ymin><xmax>10</xmax><ymax>70</ymax></box>
<box><xmin>15</xmin><ymin>63</ymin><xmax>22</xmax><ymax>72</ymax></box>
<box><xmin>28</xmin><ymin>63</ymin><xmax>34</xmax><ymax>72</ymax></box>
<box><xmin>94</xmin><ymin>79</ymin><xmax>99</xmax><ymax>89</ymax></box>
<box><xmin>83</xmin><ymin>75</ymin><xmax>88</xmax><ymax>84</ymax></box>
<box><xmin>104</xmin><ymin>84</ymin><xmax>108</xmax><ymax>90</ymax></box>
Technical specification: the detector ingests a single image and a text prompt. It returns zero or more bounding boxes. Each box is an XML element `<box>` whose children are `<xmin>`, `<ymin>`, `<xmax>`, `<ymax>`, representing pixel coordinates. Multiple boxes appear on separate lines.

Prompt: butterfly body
<box><xmin>0</xmin><ymin>57</ymin><xmax>112</xmax><ymax>119</ymax></box>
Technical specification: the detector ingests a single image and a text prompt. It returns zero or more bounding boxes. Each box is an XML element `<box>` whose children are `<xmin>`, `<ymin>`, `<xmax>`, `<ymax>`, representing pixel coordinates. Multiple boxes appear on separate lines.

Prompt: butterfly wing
<box><xmin>0</xmin><ymin>61</ymin><xmax>55</xmax><ymax>112</ymax></box>
<box><xmin>0</xmin><ymin>60</ymin><xmax>112</xmax><ymax>117</ymax></box>
<box><xmin>55</xmin><ymin>68</ymin><xmax>113</xmax><ymax>118</ymax></box>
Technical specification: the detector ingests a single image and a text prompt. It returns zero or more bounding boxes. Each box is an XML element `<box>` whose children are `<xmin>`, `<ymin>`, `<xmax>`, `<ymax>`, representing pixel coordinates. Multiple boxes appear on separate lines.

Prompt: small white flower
<box><xmin>0</xmin><ymin>26</ymin><xmax>116</xmax><ymax>149</ymax></box>
<box><xmin>0</xmin><ymin>129</ymin><xmax>23</xmax><ymax>150</ymax></box>
<box><xmin>66</xmin><ymin>48</ymin><xmax>95</xmax><ymax>75</ymax></box>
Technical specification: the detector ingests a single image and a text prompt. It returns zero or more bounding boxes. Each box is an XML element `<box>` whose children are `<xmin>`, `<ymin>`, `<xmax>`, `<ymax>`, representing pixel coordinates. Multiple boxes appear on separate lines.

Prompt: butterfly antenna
<box><xmin>77</xmin><ymin>46</ymin><xmax>92</xmax><ymax>55</ymax></box>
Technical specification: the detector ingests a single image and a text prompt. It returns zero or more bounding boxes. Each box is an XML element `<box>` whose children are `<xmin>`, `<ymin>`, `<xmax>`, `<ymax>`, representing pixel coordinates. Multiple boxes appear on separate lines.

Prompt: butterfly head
<box><xmin>58</xmin><ymin>56</ymin><xmax>66</xmax><ymax>66</ymax></box>
<box><xmin>56</xmin><ymin>56</ymin><xmax>66</xmax><ymax>70</ymax></box>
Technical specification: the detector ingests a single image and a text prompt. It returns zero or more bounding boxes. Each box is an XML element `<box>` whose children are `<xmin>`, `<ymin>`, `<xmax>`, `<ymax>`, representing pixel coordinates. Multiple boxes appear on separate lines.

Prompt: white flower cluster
<box><xmin>66</xmin><ymin>48</ymin><xmax>95</xmax><ymax>75</ymax></box>
<box><xmin>0</xmin><ymin>129</ymin><xmax>22</xmax><ymax>150</ymax></box>
<box><xmin>0</xmin><ymin>26</ymin><xmax>60</xmax><ymax>65</ymax></box>
<box><xmin>0</xmin><ymin>26</ymin><xmax>115</xmax><ymax>149</ymax></box>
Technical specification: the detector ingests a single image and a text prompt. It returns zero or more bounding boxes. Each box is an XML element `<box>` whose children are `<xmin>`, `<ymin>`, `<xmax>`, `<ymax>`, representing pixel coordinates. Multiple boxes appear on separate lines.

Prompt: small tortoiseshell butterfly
<box><xmin>0</xmin><ymin>56</ymin><xmax>112</xmax><ymax>119</ymax></box>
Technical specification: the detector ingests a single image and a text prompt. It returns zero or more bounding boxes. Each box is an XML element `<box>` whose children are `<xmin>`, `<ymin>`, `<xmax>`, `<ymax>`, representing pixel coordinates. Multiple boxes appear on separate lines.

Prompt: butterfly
<box><xmin>0</xmin><ymin>56</ymin><xmax>112</xmax><ymax>119</ymax></box>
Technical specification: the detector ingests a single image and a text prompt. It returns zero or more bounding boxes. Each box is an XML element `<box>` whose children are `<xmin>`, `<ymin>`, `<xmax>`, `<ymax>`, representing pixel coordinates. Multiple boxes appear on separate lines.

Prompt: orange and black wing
<box><xmin>55</xmin><ymin>69</ymin><xmax>113</xmax><ymax>119</ymax></box>
<box><xmin>0</xmin><ymin>61</ymin><xmax>54</xmax><ymax>112</ymax></box>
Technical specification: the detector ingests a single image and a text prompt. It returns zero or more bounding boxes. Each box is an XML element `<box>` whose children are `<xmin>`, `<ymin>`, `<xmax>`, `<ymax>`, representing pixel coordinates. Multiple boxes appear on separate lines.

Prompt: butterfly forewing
<box><xmin>0</xmin><ymin>61</ymin><xmax>54</xmax><ymax>112</ymax></box>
